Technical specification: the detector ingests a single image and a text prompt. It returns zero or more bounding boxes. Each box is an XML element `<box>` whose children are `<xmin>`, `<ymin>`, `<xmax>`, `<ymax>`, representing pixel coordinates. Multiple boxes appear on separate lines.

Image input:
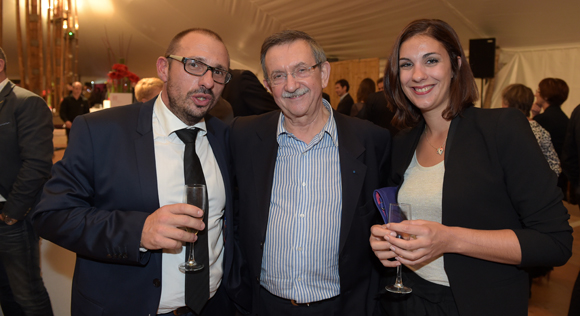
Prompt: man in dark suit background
<box><xmin>221</xmin><ymin>69</ymin><xmax>278</xmax><ymax>117</ymax></box>
<box><xmin>31</xmin><ymin>29</ymin><xmax>240</xmax><ymax>316</ymax></box>
<box><xmin>59</xmin><ymin>81</ymin><xmax>90</xmax><ymax>142</ymax></box>
<box><xmin>0</xmin><ymin>47</ymin><xmax>54</xmax><ymax>315</ymax></box>
<box><xmin>230</xmin><ymin>30</ymin><xmax>390</xmax><ymax>316</ymax></box>
<box><xmin>334</xmin><ymin>78</ymin><xmax>354</xmax><ymax>115</ymax></box>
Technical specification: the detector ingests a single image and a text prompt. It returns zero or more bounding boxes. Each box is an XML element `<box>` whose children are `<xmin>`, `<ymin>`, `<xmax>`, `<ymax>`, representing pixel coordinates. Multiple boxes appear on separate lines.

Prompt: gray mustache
<box><xmin>282</xmin><ymin>87</ymin><xmax>310</xmax><ymax>98</ymax></box>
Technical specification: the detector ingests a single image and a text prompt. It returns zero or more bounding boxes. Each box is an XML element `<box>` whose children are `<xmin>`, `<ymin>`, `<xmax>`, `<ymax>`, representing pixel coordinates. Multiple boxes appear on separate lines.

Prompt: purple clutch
<box><xmin>373</xmin><ymin>186</ymin><xmax>399</xmax><ymax>224</ymax></box>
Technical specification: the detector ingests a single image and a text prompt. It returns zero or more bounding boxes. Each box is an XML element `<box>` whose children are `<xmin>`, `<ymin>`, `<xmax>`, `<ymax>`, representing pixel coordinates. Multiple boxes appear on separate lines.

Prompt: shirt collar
<box><xmin>276</xmin><ymin>98</ymin><xmax>339</xmax><ymax>147</ymax></box>
<box><xmin>339</xmin><ymin>92</ymin><xmax>348</xmax><ymax>101</ymax></box>
<box><xmin>0</xmin><ymin>78</ymin><xmax>9</xmax><ymax>93</ymax></box>
<box><xmin>153</xmin><ymin>91</ymin><xmax>207</xmax><ymax>137</ymax></box>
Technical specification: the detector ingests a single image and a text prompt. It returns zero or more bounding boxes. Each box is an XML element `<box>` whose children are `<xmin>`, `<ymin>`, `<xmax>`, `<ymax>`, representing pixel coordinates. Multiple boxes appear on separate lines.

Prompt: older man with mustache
<box><xmin>229</xmin><ymin>30</ymin><xmax>391</xmax><ymax>316</ymax></box>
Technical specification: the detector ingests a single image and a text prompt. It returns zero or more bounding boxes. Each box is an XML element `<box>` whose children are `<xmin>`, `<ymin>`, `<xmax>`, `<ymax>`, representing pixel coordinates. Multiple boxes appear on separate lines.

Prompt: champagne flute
<box><xmin>385</xmin><ymin>203</ymin><xmax>412</xmax><ymax>294</ymax></box>
<box><xmin>178</xmin><ymin>184</ymin><xmax>206</xmax><ymax>272</ymax></box>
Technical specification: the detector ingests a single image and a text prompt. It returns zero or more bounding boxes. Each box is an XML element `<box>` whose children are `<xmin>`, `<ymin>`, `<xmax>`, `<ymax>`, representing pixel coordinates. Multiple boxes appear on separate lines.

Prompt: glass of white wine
<box><xmin>178</xmin><ymin>184</ymin><xmax>206</xmax><ymax>272</ymax></box>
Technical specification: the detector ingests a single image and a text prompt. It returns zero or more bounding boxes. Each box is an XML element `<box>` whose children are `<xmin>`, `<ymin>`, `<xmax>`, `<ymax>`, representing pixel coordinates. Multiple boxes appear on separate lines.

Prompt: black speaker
<box><xmin>469</xmin><ymin>38</ymin><xmax>496</xmax><ymax>78</ymax></box>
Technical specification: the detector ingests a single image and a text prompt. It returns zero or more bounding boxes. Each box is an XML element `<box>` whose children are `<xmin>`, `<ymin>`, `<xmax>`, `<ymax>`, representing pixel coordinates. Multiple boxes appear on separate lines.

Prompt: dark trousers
<box><xmin>157</xmin><ymin>285</ymin><xmax>236</xmax><ymax>316</ymax></box>
<box><xmin>380</xmin><ymin>268</ymin><xmax>459</xmax><ymax>316</ymax></box>
<box><xmin>0</xmin><ymin>219</ymin><xmax>53</xmax><ymax>316</ymax></box>
<box><xmin>258</xmin><ymin>287</ymin><xmax>339</xmax><ymax>316</ymax></box>
<box><xmin>568</xmin><ymin>270</ymin><xmax>580</xmax><ymax>315</ymax></box>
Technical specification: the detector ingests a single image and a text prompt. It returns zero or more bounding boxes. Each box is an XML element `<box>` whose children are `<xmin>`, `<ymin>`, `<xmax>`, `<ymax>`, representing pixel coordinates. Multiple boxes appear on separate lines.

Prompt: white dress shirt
<box><xmin>152</xmin><ymin>93</ymin><xmax>226</xmax><ymax>313</ymax></box>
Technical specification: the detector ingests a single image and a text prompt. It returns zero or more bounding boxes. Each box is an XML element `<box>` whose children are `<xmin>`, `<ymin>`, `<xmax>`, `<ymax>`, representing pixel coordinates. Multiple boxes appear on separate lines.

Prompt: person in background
<box><xmin>377</xmin><ymin>77</ymin><xmax>384</xmax><ymax>91</ymax></box>
<box><xmin>562</xmin><ymin>102</ymin><xmax>580</xmax><ymax>315</ymax></box>
<box><xmin>221</xmin><ymin>69</ymin><xmax>279</xmax><ymax>116</ymax></box>
<box><xmin>531</xmin><ymin>78</ymin><xmax>570</xmax><ymax>198</ymax></box>
<box><xmin>231</xmin><ymin>30</ymin><xmax>390</xmax><ymax>315</ymax></box>
<box><xmin>370</xmin><ymin>19</ymin><xmax>572</xmax><ymax>316</ymax></box>
<box><xmin>59</xmin><ymin>81</ymin><xmax>90</xmax><ymax>142</ymax></box>
<box><xmin>134</xmin><ymin>77</ymin><xmax>164</xmax><ymax>103</ymax></box>
<box><xmin>335</xmin><ymin>78</ymin><xmax>354</xmax><ymax>115</ymax></box>
<box><xmin>501</xmin><ymin>83</ymin><xmax>561</xmax><ymax>175</ymax></box>
<box><xmin>0</xmin><ymin>46</ymin><xmax>54</xmax><ymax>316</ymax></box>
<box><xmin>351</xmin><ymin>77</ymin><xmax>375</xmax><ymax>117</ymax></box>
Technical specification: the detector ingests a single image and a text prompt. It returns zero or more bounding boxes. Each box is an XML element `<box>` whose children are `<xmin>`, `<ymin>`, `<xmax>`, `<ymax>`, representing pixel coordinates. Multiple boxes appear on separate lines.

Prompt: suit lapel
<box><xmin>334</xmin><ymin>113</ymin><xmax>367</xmax><ymax>254</ymax></box>
<box><xmin>0</xmin><ymin>81</ymin><xmax>15</xmax><ymax>112</ymax></box>
<box><xmin>253</xmin><ymin>113</ymin><xmax>280</xmax><ymax>240</ymax></box>
<box><xmin>134</xmin><ymin>100</ymin><xmax>160</xmax><ymax>212</ymax></box>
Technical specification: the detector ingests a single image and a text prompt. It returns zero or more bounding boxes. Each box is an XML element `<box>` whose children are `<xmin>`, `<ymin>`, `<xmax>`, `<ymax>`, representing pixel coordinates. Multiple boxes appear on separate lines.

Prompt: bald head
<box><xmin>135</xmin><ymin>77</ymin><xmax>164</xmax><ymax>102</ymax></box>
<box><xmin>72</xmin><ymin>82</ymin><xmax>82</xmax><ymax>99</ymax></box>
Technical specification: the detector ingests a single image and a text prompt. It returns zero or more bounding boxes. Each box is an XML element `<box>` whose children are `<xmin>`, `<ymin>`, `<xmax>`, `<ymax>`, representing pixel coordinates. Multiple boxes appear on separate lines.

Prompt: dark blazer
<box><xmin>534</xmin><ymin>105</ymin><xmax>569</xmax><ymax>157</ymax></box>
<box><xmin>336</xmin><ymin>93</ymin><xmax>354</xmax><ymax>116</ymax></box>
<box><xmin>0</xmin><ymin>80</ymin><xmax>53</xmax><ymax>220</ymax></box>
<box><xmin>230</xmin><ymin>110</ymin><xmax>391</xmax><ymax>315</ymax></box>
<box><xmin>357</xmin><ymin>91</ymin><xmax>398</xmax><ymax>136</ymax></box>
<box><xmin>221</xmin><ymin>69</ymin><xmax>278</xmax><ymax>117</ymax></box>
<box><xmin>31</xmin><ymin>99</ymin><xmax>239</xmax><ymax>315</ymax></box>
<box><xmin>389</xmin><ymin>107</ymin><xmax>572</xmax><ymax>316</ymax></box>
<box><xmin>562</xmin><ymin>104</ymin><xmax>580</xmax><ymax>196</ymax></box>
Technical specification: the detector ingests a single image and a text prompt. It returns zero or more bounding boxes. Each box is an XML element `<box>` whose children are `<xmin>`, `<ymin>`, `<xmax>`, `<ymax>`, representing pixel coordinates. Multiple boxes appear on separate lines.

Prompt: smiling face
<box><xmin>262</xmin><ymin>40</ymin><xmax>330</xmax><ymax>121</ymax></box>
<box><xmin>335</xmin><ymin>83</ymin><xmax>346</xmax><ymax>97</ymax></box>
<box><xmin>398</xmin><ymin>35</ymin><xmax>456</xmax><ymax>116</ymax></box>
<box><xmin>157</xmin><ymin>31</ymin><xmax>229</xmax><ymax>126</ymax></box>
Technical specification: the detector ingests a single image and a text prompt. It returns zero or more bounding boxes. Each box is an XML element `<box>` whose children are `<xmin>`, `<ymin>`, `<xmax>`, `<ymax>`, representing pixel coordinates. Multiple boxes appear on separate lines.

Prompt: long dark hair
<box><xmin>384</xmin><ymin>19</ymin><xmax>479</xmax><ymax>129</ymax></box>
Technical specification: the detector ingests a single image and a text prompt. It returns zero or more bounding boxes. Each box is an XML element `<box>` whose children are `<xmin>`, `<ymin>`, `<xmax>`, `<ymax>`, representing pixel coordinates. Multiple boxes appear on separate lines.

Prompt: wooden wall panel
<box><xmin>323</xmin><ymin>57</ymin><xmax>380</xmax><ymax>109</ymax></box>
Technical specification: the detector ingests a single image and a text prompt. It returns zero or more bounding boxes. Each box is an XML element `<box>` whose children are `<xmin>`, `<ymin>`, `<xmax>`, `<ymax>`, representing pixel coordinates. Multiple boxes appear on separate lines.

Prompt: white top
<box><xmin>153</xmin><ymin>93</ymin><xmax>226</xmax><ymax>313</ymax></box>
<box><xmin>398</xmin><ymin>151</ymin><xmax>450</xmax><ymax>287</ymax></box>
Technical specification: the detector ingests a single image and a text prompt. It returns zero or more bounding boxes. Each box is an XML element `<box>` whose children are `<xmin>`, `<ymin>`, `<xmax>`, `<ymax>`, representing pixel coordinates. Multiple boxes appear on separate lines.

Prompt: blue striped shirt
<box><xmin>260</xmin><ymin>100</ymin><xmax>342</xmax><ymax>303</ymax></box>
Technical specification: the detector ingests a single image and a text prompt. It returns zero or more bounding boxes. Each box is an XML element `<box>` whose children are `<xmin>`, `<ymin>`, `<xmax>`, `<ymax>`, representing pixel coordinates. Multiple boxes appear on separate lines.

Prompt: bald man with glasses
<box><xmin>31</xmin><ymin>28</ymin><xmax>243</xmax><ymax>316</ymax></box>
<box><xmin>230</xmin><ymin>30</ymin><xmax>391</xmax><ymax>316</ymax></box>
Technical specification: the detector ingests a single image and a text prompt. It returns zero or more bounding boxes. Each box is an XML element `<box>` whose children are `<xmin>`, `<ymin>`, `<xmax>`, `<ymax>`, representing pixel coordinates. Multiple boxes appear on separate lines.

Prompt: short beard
<box><xmin>166</xmin><ymin>83</ymin><xmax>215</xmax><ymax>126</ymax></box>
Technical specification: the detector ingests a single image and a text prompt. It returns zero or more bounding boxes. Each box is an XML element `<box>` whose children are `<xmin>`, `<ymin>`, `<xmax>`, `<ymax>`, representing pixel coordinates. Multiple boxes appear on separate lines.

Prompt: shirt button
<box><xmin>299</xmin><ymin>214</ymin><xmax>305</xmax><ymax>218</ymax></box>
<box><xmin>297</xmin><ymin>277</ymin><xmax>302</xmax><ymax>281</ymax></box>
<box><xmin>302</xmin><ymin>182</ymin><xmax>306</xmax><ymax>186</ymax></box>
<box><xmin>297</xmin><ymin>247</ymin><xmax>302</xmax><ymax>251</ymax></box>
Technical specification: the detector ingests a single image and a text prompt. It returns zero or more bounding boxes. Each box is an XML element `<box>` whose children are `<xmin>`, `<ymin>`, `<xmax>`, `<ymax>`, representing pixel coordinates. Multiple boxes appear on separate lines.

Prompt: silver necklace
<box><xmin>423</xmin><ymin>127</ymin><xmax>445</xmax><ymax>155</ymax></box>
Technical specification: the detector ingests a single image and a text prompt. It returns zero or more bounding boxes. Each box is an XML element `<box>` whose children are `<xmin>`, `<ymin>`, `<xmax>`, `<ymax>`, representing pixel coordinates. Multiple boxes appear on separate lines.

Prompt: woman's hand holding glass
<box><xmin>386</xmin><ymin>219</ymin><xmax>452</xmax><ymax>266</ymax></box>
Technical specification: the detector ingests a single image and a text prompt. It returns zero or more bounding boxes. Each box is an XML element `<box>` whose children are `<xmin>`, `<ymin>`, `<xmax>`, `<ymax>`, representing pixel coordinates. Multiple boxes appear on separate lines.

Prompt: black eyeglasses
<box><xmin>166</xmin><ymin>55</ymin><xmax>232</xmax><ymax>84</ymax></box>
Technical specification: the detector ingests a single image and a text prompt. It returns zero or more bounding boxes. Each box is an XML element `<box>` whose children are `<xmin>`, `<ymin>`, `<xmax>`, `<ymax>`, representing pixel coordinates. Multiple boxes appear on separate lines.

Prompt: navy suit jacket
<box><xmin>0</xmin><ymin>80</ymin><xmax>53</xmax><ymax>220</ymax></box>
<box><xmin>31</xmin><ymin>99</ymin><xmax>238</xmax><ymax>315</ymax></box>
<box><xmin>336</xmin><ymin>93</ymin><xmax>354</xmax><ymax>116</ymax></box>
<box><xmin>230</xmin><ymin>110</ymin><xmax>390</xmax><ymax>315</ymax></box>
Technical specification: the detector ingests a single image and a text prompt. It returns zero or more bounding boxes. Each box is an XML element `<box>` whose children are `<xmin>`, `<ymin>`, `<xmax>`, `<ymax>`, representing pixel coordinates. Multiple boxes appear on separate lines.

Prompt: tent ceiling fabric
<box><xmin>3</xmin><ymin>0</ymin><xmax>580</xmax><ymax>82</ymax></box>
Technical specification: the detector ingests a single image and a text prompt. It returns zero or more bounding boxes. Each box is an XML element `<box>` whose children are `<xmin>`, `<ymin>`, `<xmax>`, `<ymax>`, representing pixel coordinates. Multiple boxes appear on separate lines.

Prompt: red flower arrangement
<box><xmin>108</xmin><ymin>63</ymin><xmax>140</xmax><ymax>92</ymax></box>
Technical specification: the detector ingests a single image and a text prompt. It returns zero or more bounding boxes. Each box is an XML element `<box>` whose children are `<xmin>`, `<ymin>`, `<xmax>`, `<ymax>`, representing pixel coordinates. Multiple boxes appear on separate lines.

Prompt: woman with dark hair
<box><xmin>502</xmin><ymin>83</ymin><xmax>561</xmax><ymax>175</ymax></box>
<box><xmin>350</xmin><ymin>77</ymin><xmax>375</xmax><ymax>117</ymax></box>
<box><xmin>369</xmin><ymin>19</ymin><xmax>572</xmax><ymax>316</ymax></box>
<box><xmin>531</xmin><ymin>78</ymin><xmax>570</xmax><ymax>197</ymax></box>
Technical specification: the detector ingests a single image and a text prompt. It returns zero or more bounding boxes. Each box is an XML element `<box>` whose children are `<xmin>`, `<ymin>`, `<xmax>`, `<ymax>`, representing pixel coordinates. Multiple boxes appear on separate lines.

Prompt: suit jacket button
<box><xmin>260</xmin><ymin>242</ymin><xmax>264</xmax><ymax>249</ymax></box>
<box><xmin>256</xmin><ymin>277</ymin><xmax>260</xmax><ymax>284</ymax></box>
<box><xmin>153</xmin><ymin>279</ymin><xmax>161</xmax><ymax>287</ymax></box>
<box><xmin>106</xmin><ymin>254</ymin><xmax>112</xmax><ymax>258</ymax></box>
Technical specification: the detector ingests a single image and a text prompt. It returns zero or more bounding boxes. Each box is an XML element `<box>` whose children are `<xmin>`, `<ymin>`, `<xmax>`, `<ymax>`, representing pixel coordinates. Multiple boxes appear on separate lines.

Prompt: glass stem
<box><xmin>395</xmin><ymin>265</ymin><xmax>404</xmax><ymax>288</ymax></box>
<box><xmin>187</xmin><ymin>242</ymin><xmax>195</xmax><ymax>263</ymax></box>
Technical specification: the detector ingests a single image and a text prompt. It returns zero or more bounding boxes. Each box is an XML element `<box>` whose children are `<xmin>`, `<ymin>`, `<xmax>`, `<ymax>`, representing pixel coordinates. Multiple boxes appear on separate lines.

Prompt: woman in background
<box><xmin>350</xmin><ymin>77</ymin><xmax>375</xmax><ymax>117</ymax></box>
<box><xmin>369</xmin><ymin>19</ymin><xmax>572</xmax><ymax>316</ymax></box>
<box><xmin>531</xmin><ymin>78</ymin><xmax>570</xmax><ymax>198</ymax></box>
<box><xmin>502</xmin><ymin>83</ymin><xmax>561</xmax><ymax>175</ymax></box>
